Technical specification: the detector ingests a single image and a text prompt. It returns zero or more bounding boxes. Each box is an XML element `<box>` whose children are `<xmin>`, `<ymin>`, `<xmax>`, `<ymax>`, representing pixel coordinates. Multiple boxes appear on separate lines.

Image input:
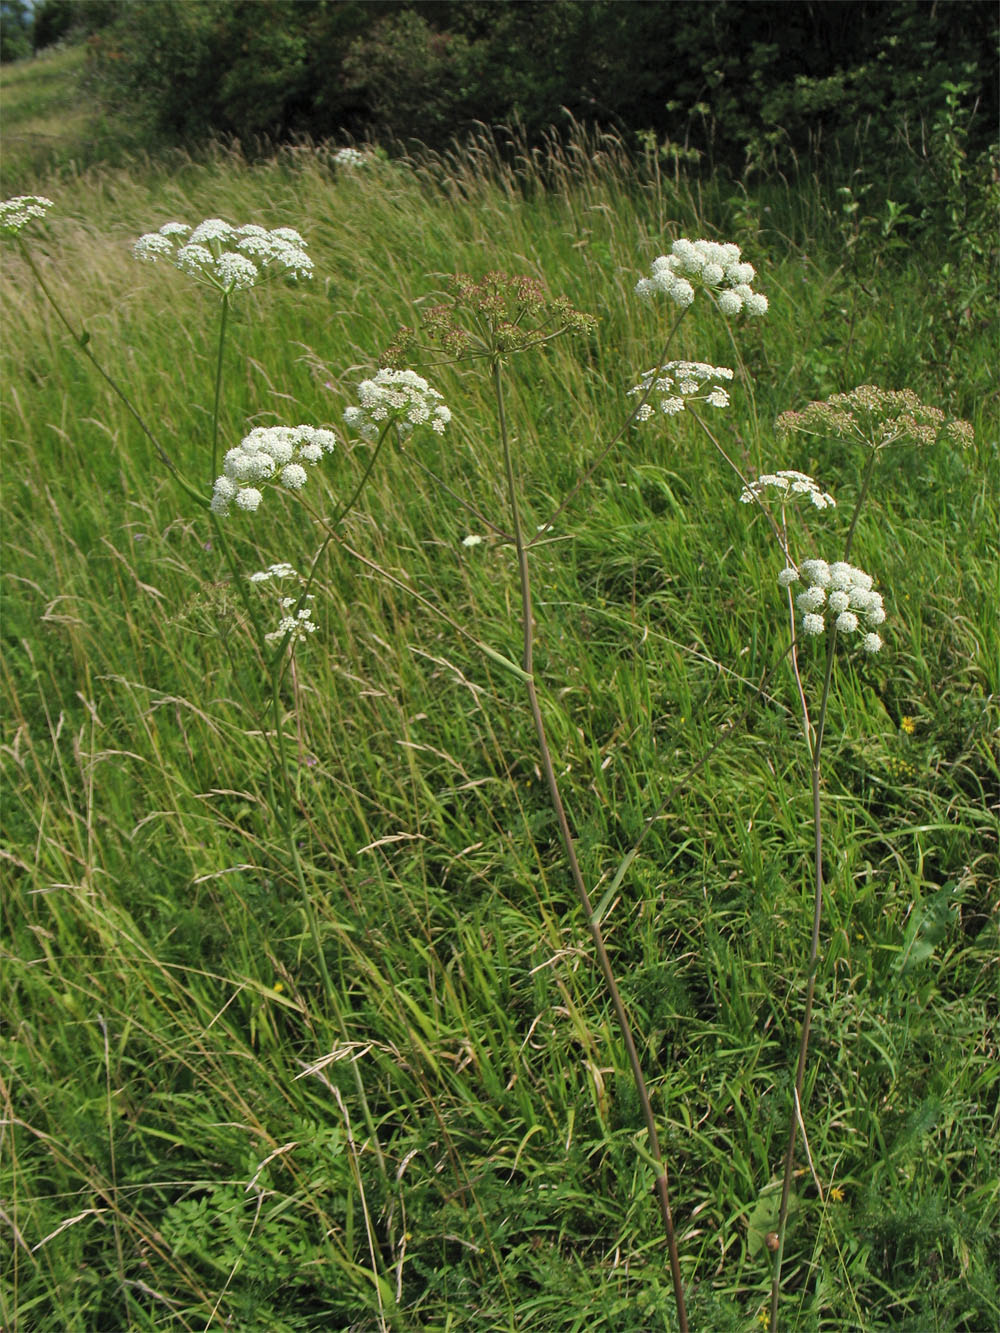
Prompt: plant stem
<box><xmin>493</xmin><ymin>358</ymin><xmax>690</xmax><ymax>1332</ymax></box>
<box><xmin>211</xmin><ymin>293</ymin><xmax>231</xmax><ymax>481</ymax></box>
<box><xmin>770</xmin><ymin>457</ymin><xmax>874</xmax><ymax>1329</ymax></box>
<box><xmin>769</xmin><ymin>630</ymin><xmax>835</xmax><ymax>1332</ymax></box>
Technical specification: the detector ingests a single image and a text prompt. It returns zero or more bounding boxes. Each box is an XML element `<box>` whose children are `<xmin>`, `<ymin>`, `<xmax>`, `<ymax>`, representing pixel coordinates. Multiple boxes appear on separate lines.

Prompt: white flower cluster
<box><xmin>740</xmin><ymin>470</ymin><xmax>836</xmax><ymax>510</ymax></box>
<box><xmin>210</xmin><ymin>425</ymin><xmax>337</xmax><ymax>515</ymax></box>
<box><xmin>636</xmin><ymin>238</ymin><xmax>768</xmax><ymax>315</ymax></box>
<box><xmin>247</xmin><ymin>564</ymin><xmax>317</xmax><ymax>644</ymax></box>
<box><xmin>778</xmin><ymin>559</ymin><xmax>886</xmax><ymax>652</ymax></box>
<box><xmin>249</xmin><ymin>562</ymin><xmax>298</xmax><ymax>583</ymax></box>
<box><xmin>133</xmin><ymin>218</ymin><xmax>313</xmax><ymax>291</ymax></box>
<box><xmin>334</xmin><ymin>147</ymin><xmax>368</xmax><ymax>168</ymax></box>
<box><xmin>629</xmin><ymin>360</ymin><xmax>735</xmax><ymax>418</ymax></box>
<box><xmin>343</xmin><ymin>369</ymin><xmax>452</xmax><ymax>443</ymax></box>
<box><xmin>0</xmin><ymin>194</ymin><xmax>54</xmax><ymax>234</ymax></box>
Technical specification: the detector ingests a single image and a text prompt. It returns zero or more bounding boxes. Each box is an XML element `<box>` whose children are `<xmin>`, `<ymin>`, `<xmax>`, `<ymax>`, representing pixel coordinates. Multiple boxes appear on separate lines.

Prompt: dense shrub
<box><xmin>31</xmin><ymin>0</ymin><xmax>121</xmax><ymax>52</ymax></box>
<box><xmin>1</xmin><ymin>0</ymin><xmax>32</xmax><ymax>61</ymax></box>
<box><xmin>84</xmin><ymin>0</ymin><xmax>998</xmax><ymax>185</ymax></box>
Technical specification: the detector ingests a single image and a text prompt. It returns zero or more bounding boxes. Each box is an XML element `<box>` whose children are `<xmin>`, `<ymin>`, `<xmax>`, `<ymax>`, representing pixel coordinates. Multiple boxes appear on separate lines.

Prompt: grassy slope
<box><xmin>1</xmin><ymin>61</ymin><xmax>998</xmax><ymax>1333</ymax></box>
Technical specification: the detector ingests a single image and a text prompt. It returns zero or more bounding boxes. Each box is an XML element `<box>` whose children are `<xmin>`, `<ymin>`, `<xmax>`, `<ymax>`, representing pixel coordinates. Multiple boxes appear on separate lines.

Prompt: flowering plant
<box><xmin>133</xmin><ymin>218</ymin><xmax>313</xmax><ymax>292</ymax></box>
<box><xmin>333</xmin><ymin>147</ymin><xmax>369</xmax><ymax>168</ymax></box>
<box><xmin>777</xmin><ymin>385</ymin><xmax>974</xmax><ymax>451</ymax></box>
<box><xmin>635</xmin><ymin>237</ymin><xmax>769</xmax><ymax>315</ymax></box>
<box><xmin>210</xmin><ymin>425</ymin><xmax>337</xmax><ymax>514</ymax></box>
<box><xmin>248</xmin><ymin>564</ymin><xmax>318</xmax><ymax>644</ymax></box>
<box><xmin>0</xmin><ymin>195</ymin><xmax>54</xmax><ymax>235</ymax></box>
<box><xmin>740</xmin><ymin>470</ymin><xmax>836</xmax><ymax>510</ymax></box>
<box><xmin>779</xmin><ymin>558</ymin><xmax>886</xmax><ymax>651</ymax></box>
<box><xmin>342</xmin><ymin>368</ymin><xmax>452</xmax><ymax>443</ymax></box>
<box><xmin>629</xmin><ymin>360</ymin><xmax>734</xmax><ymax>417</ymax></box>
<box><xmin>383</xmin><ymin>271</ymin><xmax>597</xmax><ymax>365</ymax></box>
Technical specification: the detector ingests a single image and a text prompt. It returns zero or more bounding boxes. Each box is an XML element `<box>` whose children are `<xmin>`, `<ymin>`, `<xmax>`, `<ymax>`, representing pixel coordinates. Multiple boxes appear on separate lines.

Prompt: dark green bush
<box><xmin>32</xmin><ymin>0</ymin><xmax>121</xmax><ymax>52</ymax></box>
<box><xmin>1</xmin><ymin>0</ymin><xmax>32</xmax><ymax>62</ymax></box>
<box><xmin>86</xmin><ymin>0</ymin><xmax>997</xmax><ymax>191</ymax></box>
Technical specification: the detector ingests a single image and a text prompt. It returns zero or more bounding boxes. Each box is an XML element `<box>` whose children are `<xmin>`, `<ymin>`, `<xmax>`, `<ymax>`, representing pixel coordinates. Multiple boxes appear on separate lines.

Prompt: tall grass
<box><xmin>2</xmin><ymin>126</ymin><xmax>997</xmax><ymax>1331</ymax></box>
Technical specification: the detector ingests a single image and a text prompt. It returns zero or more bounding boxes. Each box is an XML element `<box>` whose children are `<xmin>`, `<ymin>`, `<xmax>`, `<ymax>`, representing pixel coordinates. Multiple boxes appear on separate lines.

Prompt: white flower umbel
<box><xmin>635</xmin><ymin>238</ymin><xmax>769</xmax><ymax>315</ymax></box>
<box><xmin>343</xmin><ymin>368</ymin><xmax>452</xmax><ymax>443</ymax></box>
<box><xmin>334</xmin><ymin>147</ymin><xmax>368</xmax><ymax>168</ymax></box>
<box><xmin>133</xmin><ymin>218</ymin><xmax>313</xmax><ymax>292</ymax></box>
<box><xmin>740</xmin><ymin>470</ymin><xmax>836</xmax><ymax>510</ymax></box>
<box><xmin>629</xmin><ymin>361</ymin><xmax>735</xmax><ymax>420</ymax></box>
<box><xmin>248</xmin><ymin>565</ymin><xmax>318</xmax><ymax>644</ymax></box>
<box><xmin>210</xmin><ymin>425</ymin><xmax>336</xmax><ymax>515</ymax></box>
<box><xmin>248</xmin><ymin>563</ymin><xmax>297</xmax><ymax>583</ymax></box>
<box><xmin>779</xmin><ymin>558</ymin><xmax>886</xmax><ymax>649</ymax></box>
<box><xmin>1</xmin><ymin>195</ymin><xmax>55</xmax><ymax>234</ymax></box>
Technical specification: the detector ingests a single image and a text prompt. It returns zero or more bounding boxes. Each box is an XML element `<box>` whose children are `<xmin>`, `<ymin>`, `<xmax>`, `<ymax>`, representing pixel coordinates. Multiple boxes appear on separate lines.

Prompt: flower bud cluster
<box><xmin>343</xmin><ymin>369</ymin><xmax>452</xmax><ymax>443</ymax></box>
<box><xmin>740</xmin><ymin>470</ymin><xmax>836</xmax><ymax>510</ymax></box>
<box><xmin>210</xmin><ymin>425</ymin><xmax>336</xmax><ymax>515</ymax></box>
<box><xmin>134</xmin><ymin>219</ymin><xmax>313</xmax><ymax>291</ymax></box>
<box><xmin>247</xmin><ymin>564</ymin><xmax>317</xmax><ymax>644</ymax></box>
<box><xmin>382</xmin><ymin>271</ymin><xmax>596</xmax><ymax>366</ymax></box>
<box><xmin>629</xmin><ymin>361</ymin><xmax>735</xmax><ymax>418</ymax></box>
<box><xmin>777</xmin><ymin>385</ymin><xmax>974</xmax><ymax>451</ymax></box>
<box><xmin>778</xmin><ymin>558</ymin><xmax>886</xmax><ymax>652</ymax></box>
<box><xmin>0</xmin><ymin>195</ymin><xmax>54</xmax><ymax>235</ymax></box>
<box><xmin>636</xmin><ymin>238</ymin><xmax>768</xmax><ymax>315</ymax></box>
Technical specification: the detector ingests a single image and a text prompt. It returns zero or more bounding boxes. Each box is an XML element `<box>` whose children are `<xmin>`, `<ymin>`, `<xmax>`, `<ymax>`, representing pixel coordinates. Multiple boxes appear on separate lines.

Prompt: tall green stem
<box><xmin>211</xmin><ymin>294</ymin><xmax>230</xmax><ymax>481</ymax></box>
<box><xmin>493</xmin><ymin>359</ymin><xmax>690</xmax><ymax>1332</ymax></box>
<box><xmin>769</xmin><ymin>464</ymin><xmax>876</xmax><ymax>1330</ymax></box>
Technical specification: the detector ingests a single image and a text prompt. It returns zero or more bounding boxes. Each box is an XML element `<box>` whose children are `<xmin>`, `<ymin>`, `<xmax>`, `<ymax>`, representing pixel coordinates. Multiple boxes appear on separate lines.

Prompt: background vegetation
<box><xmin>1</xmin><ymin>17</ymin><xmax>998</xmax><ymax>1333</ymax></box>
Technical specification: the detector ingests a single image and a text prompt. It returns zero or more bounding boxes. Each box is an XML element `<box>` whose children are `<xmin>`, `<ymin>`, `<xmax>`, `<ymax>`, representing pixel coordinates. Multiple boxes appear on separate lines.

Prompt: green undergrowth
<box><xmin>1</xmin><ymin>128</ymin><xmax>997</xmax><ymax>1332</ymax></box>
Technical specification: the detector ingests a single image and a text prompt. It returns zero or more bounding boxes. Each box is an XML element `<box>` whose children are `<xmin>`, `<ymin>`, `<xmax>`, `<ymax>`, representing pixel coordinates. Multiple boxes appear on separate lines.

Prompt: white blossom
<box><xmin>344</xmin><ymin>368</ymin><xmax>451</xmax><ymax>443</ymax></box>
<box><xmin>796</xmin><ymin>586</ymin><xmax>827</xmax><ymax>613</ymax></box>
<box><xmin>235</xmin><ymin>487</ymin><xmax>262</xmax><ymax>512</ymax></box>
<box><xmin>133</xmin><ymin>216</ymin><xmax>313</xmax><ymax>291</ymax></box>
<box><xmin>0</xmin><ymin>195</ymin><xmax>54</xmax><ymax>234</ymax></box>
<box><xmin>740</xmin><ymin>470</ymin><xmax>836</xmax><ymax>509</ymax></box>
<box><xmin>248</xmin><ymin>565</ymin><xmax>318</xmax><ymax>645</ymax></box>
<box><xmin>248</xmin><ymin>563</ymin><xmax>297</xmax><ymax>583</ymax></box>
<box><xmin>635</xmin><ymin>237</ymin><xmax>768</xmax><ymax>315</ymax></box>
<box><xmin>629</xmin><ymin>360</ymin><xmax>734</xmax><ymax>421</ymax></box>
<box><xmin>280</xmin><ymin>463</ymin><xmax>308</xmax><ymax>489</ymax></box>
<box><xmin>214</xmin><ymin>252</ymin><xmax>258</xmax><ymax>291</ymax></box>
<box><xmin>210</xmin><ymin>425</ymin><xmax>336</xmax><ymax>515</ymax></box>
<box><xmin>780</xmin><ymin>558</ymin><xmax>887</xmax><ymax>649</ymax></box>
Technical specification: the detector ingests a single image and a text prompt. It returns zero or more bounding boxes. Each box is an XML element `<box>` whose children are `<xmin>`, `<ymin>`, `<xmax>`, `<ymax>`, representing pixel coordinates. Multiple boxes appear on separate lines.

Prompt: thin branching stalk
<box><xmin>210</xmin><ymin>293</ymin><xmax>230</xmax><ymax>481</ymax></box>
<box><xmin>769</xmin><ymin>470</ymin><xmax>875</xmax><ymax>1331</ymax></box>
<box><xmin>493</xmin><ymin>357</ymin><xmax>690</xmax><ymax>1332</ymax></box>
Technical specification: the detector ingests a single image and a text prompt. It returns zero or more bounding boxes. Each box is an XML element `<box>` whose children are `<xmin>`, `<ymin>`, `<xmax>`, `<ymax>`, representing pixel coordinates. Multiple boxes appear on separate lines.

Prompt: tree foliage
<box><xmin>54</xmin><ymin>0</ymin><xmax>1000</xmax><ymax>185</ymax></box>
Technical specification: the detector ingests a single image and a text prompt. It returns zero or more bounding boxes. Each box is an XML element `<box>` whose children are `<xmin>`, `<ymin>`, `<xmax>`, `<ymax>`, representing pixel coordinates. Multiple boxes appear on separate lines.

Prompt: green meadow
<box><xmin>1</xmin><ymin>54</ymin><xmax>998</xmax><ymax>1333</ymax></box>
